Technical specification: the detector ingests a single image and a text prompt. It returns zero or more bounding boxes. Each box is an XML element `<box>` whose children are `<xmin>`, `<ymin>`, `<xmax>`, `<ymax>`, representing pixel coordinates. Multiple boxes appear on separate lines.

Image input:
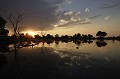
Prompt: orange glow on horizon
<box><xmin>23</xmin><ymin>31</ymin><xmax>36</xmax><ymax>37</ymax></box>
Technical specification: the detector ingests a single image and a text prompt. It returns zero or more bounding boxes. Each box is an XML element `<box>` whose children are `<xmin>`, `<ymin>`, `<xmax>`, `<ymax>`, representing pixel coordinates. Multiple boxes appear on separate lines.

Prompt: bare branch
<box><xmin>8</xmin><ymin>13</ymin><xmax>15</xmax><ymax>28</ymax></box>
<box><xmin>41</xmin><ymin>30</ymin><xmax>46</xmax><ymax>36</ymax></box>
<box><xmin>15</xmin><ymin>15</ymin><xmax>22</xmax><ymax>29</ymax></box>
<box><xmin>8</xmin><ymin>13</ymin><xmax>23</xmax><ymax>37</ymax></box>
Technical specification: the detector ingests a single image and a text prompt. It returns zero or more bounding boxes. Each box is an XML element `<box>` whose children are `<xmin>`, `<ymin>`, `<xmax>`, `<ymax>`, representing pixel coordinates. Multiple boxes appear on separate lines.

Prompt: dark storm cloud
<box><xmin>0</xmin><ymin>0</ymin><xmax>65</xmax><ymax>30</ymax></box>
<box><xmin>0</xmin><ymin>0</ymin><xmax>100</xmax><ymax>31</ymax></box>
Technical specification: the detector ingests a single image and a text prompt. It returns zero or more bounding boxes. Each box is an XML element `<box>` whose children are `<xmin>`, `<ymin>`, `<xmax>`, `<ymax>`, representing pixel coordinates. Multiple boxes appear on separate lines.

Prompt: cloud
<box><xmin>54</xmin><ymin>9</ymin><xmax>103</xmax><ymax>28</ymax></box>
<box><xmin>105</xmin><ymin>15</ymin><xmax>111</xmax><ymax>20</ymax></box>
<box><xmin>54</xmin><ymin>10</ymin><xmax>92</xmax><ymax>27</ymax></box>
<box><xmin>100</xmin><ymin>2</ymin><xmax>120</xmax><ymax>9</ymax></box>
<box><xmin>0</xmin><ymin>0</ymin><xmax>65</xmax><ymax>30</ymax></box>
<box><xmin>0</xmin><ymin>0</ymin><xmax>100</xmax><ymax>31</ymax></box>
<box><xmin>89</xmin><ymin>15</ymin><xmax>102</xmax><ymax>19</ymax></box>
<box><xmin>85</xmin><ymin>8</ymin><xmax>90</xmax><ymax>12</ymax></box>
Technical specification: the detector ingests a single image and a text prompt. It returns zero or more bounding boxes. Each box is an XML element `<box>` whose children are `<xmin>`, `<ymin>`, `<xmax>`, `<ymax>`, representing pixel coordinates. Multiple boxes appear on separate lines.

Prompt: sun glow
<box><xmin>25</xmin><ymin>31</ymin><xmax>35</xmax><ymax>37</ymax></box>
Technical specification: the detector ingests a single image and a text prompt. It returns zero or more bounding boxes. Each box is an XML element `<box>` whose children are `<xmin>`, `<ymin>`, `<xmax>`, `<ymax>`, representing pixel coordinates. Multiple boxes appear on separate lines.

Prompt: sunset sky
<box><xmin>0</xmin><ymin>0</ymin><xmax>120</xmax><ymax>36</ymax></box>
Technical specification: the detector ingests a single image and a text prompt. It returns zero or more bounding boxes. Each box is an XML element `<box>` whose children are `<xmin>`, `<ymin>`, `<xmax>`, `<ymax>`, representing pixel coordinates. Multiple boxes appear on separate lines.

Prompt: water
<box><xmin>0</xmin><ymin>40</ymin><xmax>120</xmax><ymax>79</ymax></box>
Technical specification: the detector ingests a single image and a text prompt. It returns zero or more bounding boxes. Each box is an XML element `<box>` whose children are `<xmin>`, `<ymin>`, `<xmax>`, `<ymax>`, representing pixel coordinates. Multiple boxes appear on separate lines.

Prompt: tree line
<box><xmin>0</xmin><ymin>15</ymin><xmax>120</xmax><ymax>43</ymax></box>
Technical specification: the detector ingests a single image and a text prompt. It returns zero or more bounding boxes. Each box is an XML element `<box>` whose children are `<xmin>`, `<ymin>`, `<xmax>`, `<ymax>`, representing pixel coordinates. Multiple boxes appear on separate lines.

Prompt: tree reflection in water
<box><xmin>96</xmin><ymin>40</ymin><xmax>107</xmax><ymax>47</ymax></box>
<box><xmin>0</xmin><ymin>40</ymin><xmax>107</xmax><ymax>70</ymax></box>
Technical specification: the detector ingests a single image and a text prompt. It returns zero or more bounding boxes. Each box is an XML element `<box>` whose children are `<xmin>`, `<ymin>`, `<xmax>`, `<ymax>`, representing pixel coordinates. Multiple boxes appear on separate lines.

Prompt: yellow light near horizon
<box><xmin>27</xmin><ymin>31</ymin><xmax>35</xmax><ymax>37</ymax></box>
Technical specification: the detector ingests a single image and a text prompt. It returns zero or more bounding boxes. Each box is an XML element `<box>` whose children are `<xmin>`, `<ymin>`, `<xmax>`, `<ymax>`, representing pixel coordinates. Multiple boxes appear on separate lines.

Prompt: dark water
<box><xmin>0</xmin><ymin>40</ymin><xmax>120</xmax><ymax>79</ymax></box>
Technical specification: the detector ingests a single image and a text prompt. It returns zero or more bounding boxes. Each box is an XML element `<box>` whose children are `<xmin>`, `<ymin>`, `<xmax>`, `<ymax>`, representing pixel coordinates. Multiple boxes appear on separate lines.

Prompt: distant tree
<box><xmin>101</xmin><ymin>32</ymin><xmax>107</xmax><ymax>37</ymax></box>
<box><xmin>87</xmin><ymin>34</ymin><xmax>93</xmax><ymax>39</ymax></box>
<box><xmin>96</xmin><ymin>31</ymin><xmax>101</xmax><ymax>37</ymax></box>
<box><xmin>61</xmin><ymin>35</ymin><xmax>69</xmax><ymax>39</ymax></box>
<box><xmin>76</xmin><ymin>33</ymin><xmax>81</xmax><ymax>39</ymax></box>
<box><xmin>82</xmin><ymin>34</ymin><xmax>88</xmax><ymax>39</ymax></box>
<box><xmin>55</xmin><ymin>34</ymin><xmax>59</xmax><ymax>38</ymax></box>
<box><xmin>117</xmin><ymin>35</ymin><xmax>120</xmax><ymax>38</ymax></box>
<box><xmin>73</xmin><ymin>34</ymin><xmax>77</xmax><ymax>39</ymax></box>
<box><xmin>34</xmin><ymin>34</ymin><xmax>41</xmax><ymax>39</ymax></box>
<box><xmin>46</xmin><ymin>34</ymin><xmax>53</xmax><ymax>39</ymax></box>
<box><xmin>24</xmin><ymin>33</ymin><xmax>33</xmax><ymax>39</ymax></box>
<box><xmin>96</xmin><ymin>31</ymin><xmax>107</xmax><ymax>38</ymax></box>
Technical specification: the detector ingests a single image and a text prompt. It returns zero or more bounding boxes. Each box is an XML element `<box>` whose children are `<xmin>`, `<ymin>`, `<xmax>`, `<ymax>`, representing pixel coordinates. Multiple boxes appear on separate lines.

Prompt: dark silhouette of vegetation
<box><xmin>0</xmin><ymin>16</ymin><xmax>9</xmax><ymax>36</ymax></box>
<box><xmin>96</xmin><ymin>31</ymin><xmax>107</xmax><ymax>39</ymax></box>
<box><xmin>0</xmin><ymin>15</ymin><xmax>120</xmax><ymax>49</ymax></box>
<box><xmin>0</xmin><ymin>20</ymin><xmax>10</xmax><ymax>68</ymax></box>
<box><xmin>0</xmin><ymin>16</ymin><xmax>6</xmax><ymax>28</ymax></box>
<box><xmin>12</xmin><ymin>31</ymin><xmax>119</xmax><ymax>47</ymax></box>
<box><xmin>34</xmin><ymin>34</ymin><xmax>41</xmax><ymax>39</ymax></box>
<box><xmin>0</xmin><ymin>15</ymin><xmax>10</xmax><ymax>45</ymax></box>
<box><xmin>8</xmin><ymin>13</ymin><xmax>23</xmax><ymax>41</ymax></box>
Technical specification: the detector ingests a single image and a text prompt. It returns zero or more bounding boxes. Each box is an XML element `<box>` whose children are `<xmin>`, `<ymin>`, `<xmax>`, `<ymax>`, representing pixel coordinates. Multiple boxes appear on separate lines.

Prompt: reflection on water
<box><xmin>0</xmin><ymin>40</ymin><xmax>120</xmax><ymax>79</ymax></box>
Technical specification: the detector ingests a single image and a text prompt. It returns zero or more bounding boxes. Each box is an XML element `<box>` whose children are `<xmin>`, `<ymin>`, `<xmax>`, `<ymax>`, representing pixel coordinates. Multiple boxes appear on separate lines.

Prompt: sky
<box><xmin>0</xmin><ymin>0</ymin><xmax>120</xmax><ymax>36</ymax></box>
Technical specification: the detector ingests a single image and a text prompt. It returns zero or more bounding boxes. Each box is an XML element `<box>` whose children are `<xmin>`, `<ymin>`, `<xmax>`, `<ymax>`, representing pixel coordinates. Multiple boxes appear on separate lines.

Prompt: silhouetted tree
<box><xmin>46</xmin><ymin>34</ymin><xmax>53</xmax><ymax>39</ymax></box>
<box><xmin>0</xmin><ymin>16</ymin><xmax>6</xmax><ymax>29</ymax></box>
<box><xmin>61</xmin><ymin>35</ymin><xmax>69</xmax><ymax>39</ymax></box>
<box><xmin>24</xmin><ymin>33</ymin><xmax>33</xmax><ymax>40</ymax></box>
<box><xmin>34</xmin><ymin>34</ymin><xmax>41</xmax><ymax>39</ymax></box>
<box><xmin>0</xmin><ymin>16</ymin><xmax>9</xmax><ymax>36</ymax></box>
<box><xmin>96</xmin><ymin>31</ymin><xmax>107</xmax><ymax>38</ymax></box>
<box><xmin>18</xmin><ymin>33</ymin><xmax>26</xmax><ymax>41</ymax></box>
<box><xmin>8</xmin><ymin>13</ymin><xmax>23</xmax><ymax>37</ymax></box>
<box><xmin>116</xmin><ymin>35</ymin><xmax>120</xmax><ymax>41</ymax></box>
<box><xmin>82</xmin><ymin>34</ymin><xmax>88</xmax><ymax>39</ymax></box>
<box><xmin>87</xmin><ymin>34</ymin><xmax>93</xmax><ymax>39</ymax></box>
<box><xmin>76</xmin><ymin>33</ymin><xmax>81</xmax><ymax>39</ymax></box>
<box><xmin>55</xmin><ymin>34</ymin><xmax>59</xmax><ymax>39</ymax></box>
<box><xmin>73</xmin><ymin>34</ymin><xmax>77</xmax><ymax>39</ymax></box>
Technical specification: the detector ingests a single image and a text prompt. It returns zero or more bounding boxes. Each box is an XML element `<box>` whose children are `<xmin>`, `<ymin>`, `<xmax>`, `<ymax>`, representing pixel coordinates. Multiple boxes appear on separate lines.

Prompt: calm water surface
<box><xmin>0</xmin><ymin>40</ymin><xmax>120</xmax><ymax>79</ymax></box>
